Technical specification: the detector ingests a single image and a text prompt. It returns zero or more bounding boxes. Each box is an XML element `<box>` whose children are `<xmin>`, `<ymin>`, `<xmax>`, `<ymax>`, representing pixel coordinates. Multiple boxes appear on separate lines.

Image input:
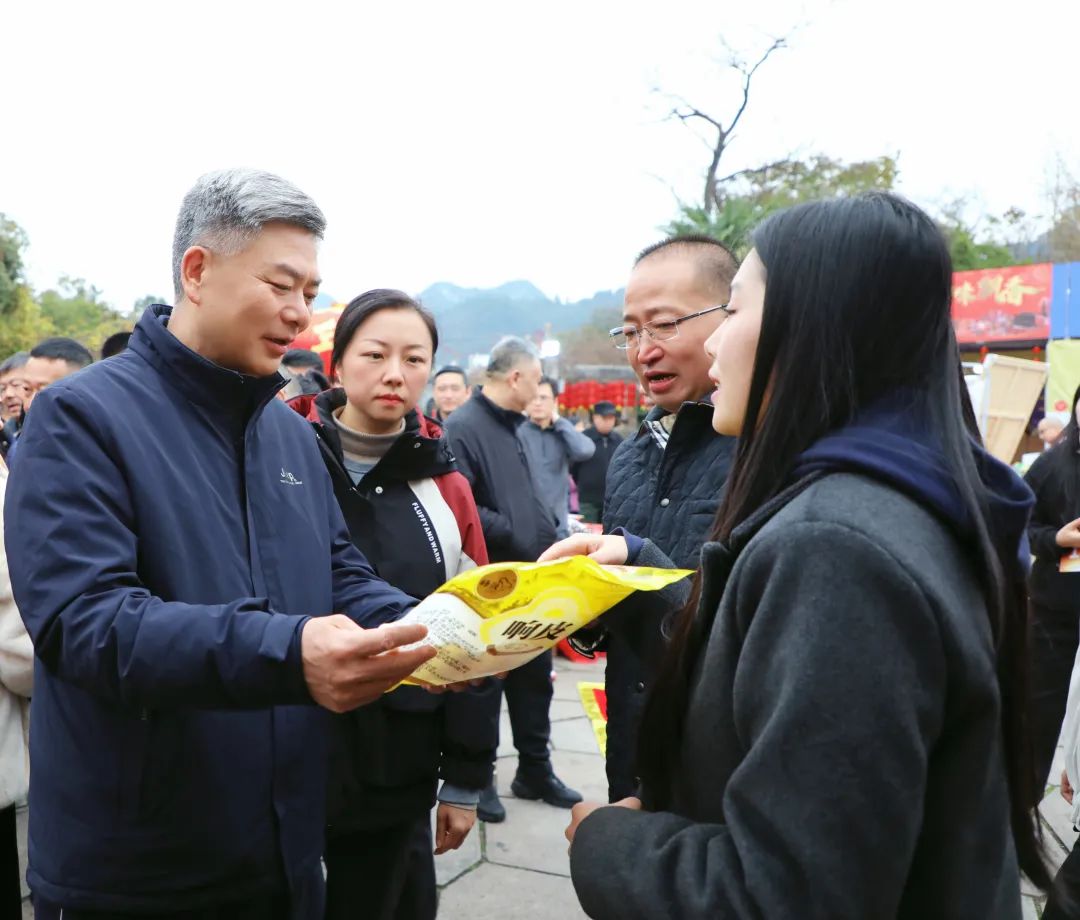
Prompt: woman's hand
<box><xmin>1063</xmin><ymin>770</ymin><xmax>1074</xmax><ymax>806</ymax></box>
<box><xmin>539</xmin><ymin>534</ymin><xmax>629</xmax><ymax>565</ymax></box>
<box><xmin>1056</xmin><ymin>518</ymin><xmax>1080</xmax><ymax>549</ymax></box>
<box><xmin>434</xmin><ymin>803</ymin><xmax>477</xmax><ymax>855</ymax></box>
<box><xmin>564</xmin><ymin>796</ymin><xmax>642</xmax><ymax>851</ymax></box>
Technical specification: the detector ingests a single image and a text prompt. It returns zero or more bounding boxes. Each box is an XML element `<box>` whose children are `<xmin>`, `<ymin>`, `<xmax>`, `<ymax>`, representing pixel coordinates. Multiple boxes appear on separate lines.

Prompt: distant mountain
<box><xmin>416</xmin><ymin>281</ymin><xmax>624</xmax><ymax>365</ymax></box>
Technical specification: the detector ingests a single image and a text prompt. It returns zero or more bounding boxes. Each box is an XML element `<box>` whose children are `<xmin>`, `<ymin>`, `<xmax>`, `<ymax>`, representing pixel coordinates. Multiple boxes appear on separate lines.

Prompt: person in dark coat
<box><xmin>1024</xmin><ymin>383</ymin><xmax>1080</xmax><ymax>795</ymax></box>
<box><xmin>4</xmin><ymin>169</ymin><xmax>437</xmax><ymax>920</ymax></box>
<box><xmin>556</xmin><ymin>194</ymin><xmax>1049</xmax><ymax>917</ymax></box>
<box><xmin>571</xmin><ymin>401</ymin><xmax>623</xmax><ymax>524</ymax></box>
<box><xmin>562</xmin><ymin>234</ymin><xmax>738</xmax><ymax>803</ymax></box>
<box><xmin>443</xmin><ymin>337</ymin><xmax>581</xmax><ymax>822</ymax></box>
<box><xmin>1024</xmin><ymin>384</ymin><xmax>1080</xmax><ymax>919</ymax></box>
<box><xmin>290</xmin><ymin>289</ymin><xmax>497</xmax><ymax>920</ymax></box>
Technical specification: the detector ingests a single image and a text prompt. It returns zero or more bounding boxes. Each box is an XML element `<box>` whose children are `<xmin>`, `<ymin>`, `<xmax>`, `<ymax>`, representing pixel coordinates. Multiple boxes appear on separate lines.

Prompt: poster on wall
<box><xmin>952</xmin><ymin>263</ymin><xmax>1053</xmax><ymax>346</ymax></box>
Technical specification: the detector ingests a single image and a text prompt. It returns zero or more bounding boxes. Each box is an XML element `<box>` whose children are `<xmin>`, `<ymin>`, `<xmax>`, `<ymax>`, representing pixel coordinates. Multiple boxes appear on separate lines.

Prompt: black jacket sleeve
<box><xmin>1024</xmin><ymin>451</ymin><xmax>1064</xmax><ymax>562</ymax></box>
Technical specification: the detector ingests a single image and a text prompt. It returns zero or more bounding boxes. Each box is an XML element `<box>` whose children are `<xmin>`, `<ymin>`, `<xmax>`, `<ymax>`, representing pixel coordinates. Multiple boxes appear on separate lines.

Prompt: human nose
<box><xmin>383</xmin><ymin>357</ymin><xmax>405</xmax><ymax>384</ymax></box>
<box><xmin>704</xmin><ymin>323</ymin><xmax>722</xmax><ymax>360</ymax></box>
<box><xmin>281</xmin><ymin>292</ymin><xmax>312</xmax><ymax>334</ymax></box>
<box><xmin>636</xmin><ymin>332</ymin><xmax>664</xmax><ymax>364</ymax></box>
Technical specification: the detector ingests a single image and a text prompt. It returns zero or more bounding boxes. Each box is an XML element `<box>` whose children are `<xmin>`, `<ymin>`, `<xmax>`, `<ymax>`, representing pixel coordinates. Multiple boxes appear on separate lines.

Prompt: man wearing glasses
<box><xmin>1</xmin><ymin>353</ymin><xmax>31</xmax><ymax>460</ymax></box>
<box><xmin>550</xmin><ymin>234</ymin><xmax>738</xmax><ymax>803</ymax></box>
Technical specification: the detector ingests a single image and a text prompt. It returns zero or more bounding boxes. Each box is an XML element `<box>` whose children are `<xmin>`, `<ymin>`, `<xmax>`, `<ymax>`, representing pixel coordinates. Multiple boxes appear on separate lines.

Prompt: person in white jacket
<box><xmin>0</xmin><ymin>457</ymin><xmax>33</xmax><ymax>916</ymax></box>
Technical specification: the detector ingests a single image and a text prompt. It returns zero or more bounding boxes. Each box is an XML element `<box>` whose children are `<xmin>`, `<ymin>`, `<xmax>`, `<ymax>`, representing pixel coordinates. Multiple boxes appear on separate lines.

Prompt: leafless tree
<box><xmin>664</xmin><ymin>35</ymin><xmax>792</xmax><ymax>218</ymax></box>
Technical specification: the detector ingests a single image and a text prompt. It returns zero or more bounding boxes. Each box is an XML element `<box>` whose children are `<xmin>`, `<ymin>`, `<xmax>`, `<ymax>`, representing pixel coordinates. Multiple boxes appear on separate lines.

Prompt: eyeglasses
<box><xmin>609</xmin><ymin>303</ymin><xmax>732</xmax><ymax>350</ymax></box>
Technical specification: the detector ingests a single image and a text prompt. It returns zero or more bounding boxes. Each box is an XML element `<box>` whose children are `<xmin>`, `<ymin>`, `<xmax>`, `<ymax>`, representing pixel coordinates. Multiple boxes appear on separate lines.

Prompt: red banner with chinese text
<box><xmin>951</xmin><ymin>263</ymin><xmax>1052</xmax><ymax>346</ymax></box>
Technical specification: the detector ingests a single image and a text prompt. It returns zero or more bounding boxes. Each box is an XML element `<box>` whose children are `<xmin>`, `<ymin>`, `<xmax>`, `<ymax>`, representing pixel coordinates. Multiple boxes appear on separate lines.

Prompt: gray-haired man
<box><xmin>6</xmin><ymin>169</ymin><xmax>436</xmax><ymax>919</ymax></box>
<box><xmin>444</xmin><ymin>337</ymin><xmax>582</xmax><ymax>822</ymax></box>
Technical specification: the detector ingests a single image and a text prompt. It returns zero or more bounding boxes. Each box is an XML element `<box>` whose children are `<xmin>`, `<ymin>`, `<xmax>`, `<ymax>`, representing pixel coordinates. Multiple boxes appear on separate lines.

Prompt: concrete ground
<box><xmin>16</xmin><ymin>655</ymin><xmax>1075</xmax><ymax>917</ymax></box>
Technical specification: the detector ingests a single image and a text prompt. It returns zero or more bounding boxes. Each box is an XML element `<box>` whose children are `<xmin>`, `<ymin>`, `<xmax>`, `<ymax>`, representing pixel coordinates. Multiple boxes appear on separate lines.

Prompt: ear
<box><xmin>180</xmin><ymin>246</ymin><xmax>211</xmax><ymax>306</ymax></box>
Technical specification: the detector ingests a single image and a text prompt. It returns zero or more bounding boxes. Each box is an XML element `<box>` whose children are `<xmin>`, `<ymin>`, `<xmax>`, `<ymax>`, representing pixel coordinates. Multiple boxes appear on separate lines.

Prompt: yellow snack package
<box><xmin>395</xmin><ymin>556</ymin><xmax>693</xmax><ymax>686</ymax></box>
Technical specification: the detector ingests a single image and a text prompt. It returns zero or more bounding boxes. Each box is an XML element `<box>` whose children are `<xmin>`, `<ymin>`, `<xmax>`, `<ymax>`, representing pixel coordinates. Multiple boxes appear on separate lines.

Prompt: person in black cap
<box><xmin>571</xmin><ymin>401</ymin><xmax>623</xmax><ymax>524</ymax></box>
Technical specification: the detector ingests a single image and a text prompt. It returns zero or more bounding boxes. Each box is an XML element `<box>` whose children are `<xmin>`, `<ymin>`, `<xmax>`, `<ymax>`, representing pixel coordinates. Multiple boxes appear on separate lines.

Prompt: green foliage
<box><xmin>37</xmin><ymin>277</ymin><xmax>132</xmax><ymax>353</ymax></box>
<box><xmin>668</xmin><ymin>155</ymin><xmax>899</xmax><ymax>256</ymax></box>
<box><xmin>936</xmin><ymin>202</ymin><xmax>1028</xmax><ymax>272</ymax></box>
<box><xmin>0</xmin><ymin>286</ymin><xmax>52</xmax><ymax>358</ymax></box>
<box><xmin>0</xmin><ymin>214</ymin><xmax>29</xmax><ymax>317</ymax></box>
<box><xmin>134</xmin><ymin>293</ymin><xmax>169</xmax><ymax>312</ymax></box>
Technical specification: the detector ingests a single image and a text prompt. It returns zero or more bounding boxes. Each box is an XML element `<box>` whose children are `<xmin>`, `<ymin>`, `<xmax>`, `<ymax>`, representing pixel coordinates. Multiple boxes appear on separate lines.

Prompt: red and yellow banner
<box><xmin>952</xmin><ymin>263</ymin><xmax>1052</xmax><ymax>346</ymax></box>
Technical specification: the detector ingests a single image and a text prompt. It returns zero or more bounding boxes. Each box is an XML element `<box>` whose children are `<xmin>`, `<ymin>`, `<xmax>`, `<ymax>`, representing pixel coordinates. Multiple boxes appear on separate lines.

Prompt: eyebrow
<box><xmin>271</xmin><ymin>262</ymin><xmax>322</xmax><ymax>288</ymax></box>
<box><xmin>622</xmin><ymin>304</ymin><xmax>686</xmax><ymax>321</ymax></box>
<box><xmin>356</xmin><ymin>338</ymin><xmax>430</xmax><ymax>350</ymax></box>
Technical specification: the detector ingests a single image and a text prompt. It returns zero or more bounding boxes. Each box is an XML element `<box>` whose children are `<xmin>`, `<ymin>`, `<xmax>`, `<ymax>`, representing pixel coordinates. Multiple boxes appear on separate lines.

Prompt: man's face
<box><xmin>434</xmin><ymin>371</ymin><xmax>469</xmax><ymax>416</ymax></box>
<box><xmin>23</xmin><ymin>357</ymin><xmax>80</xmax><ymax>411</ymax></box>
<box><xmin>593</xmin><ymin>413</ymin><xmax>616</xmax><ymax>435</ymax></box>
<box><xmin>509</xmin><ymin>358</ymin><xmax>542</xmax><ymax>413</ymax></box>
<box><xmin>527</xmin><ymin>382</ymin><xmax>556</xmax><ymax>427</ymax></box>
<box><xmin>0</xmin><ymin>371</ymin><xmax>30</xmax><ymax>421</ymax></box>
<box><xmin>182</xmin><ymin>222</ymin><xmax>320</xmax><ymax>377</ymax></box>
<box><xmin>621</xmin><ymin>253</ymin><xmax>729</xmax><ymax>413</ymax></box>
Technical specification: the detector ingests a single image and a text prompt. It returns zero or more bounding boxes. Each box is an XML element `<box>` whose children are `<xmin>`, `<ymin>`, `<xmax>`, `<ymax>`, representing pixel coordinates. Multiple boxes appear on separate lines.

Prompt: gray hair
<box><xmin>0</xmin><ymin>352</ymin><xmax>29</xmax><ymax>375</ymax></box>
<box><xmin>487</xmin><ymin>336</ymin><xmax>539</xmax><ymax>377</ymax></box>
<box><xmin>172</xmin><ymin>168</ymin><xmax>327</xmax><ymax>299</ymax></box>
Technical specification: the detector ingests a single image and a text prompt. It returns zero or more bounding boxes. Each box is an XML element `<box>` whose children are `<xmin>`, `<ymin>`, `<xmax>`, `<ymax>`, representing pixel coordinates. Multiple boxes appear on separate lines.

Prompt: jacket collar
<box><xmin>473</xmin><ymin>389</ymin><xmax>526</xmax><ymax>433</ymax></box>
<box><xmin>128</xmin><ymin>305</ymin><xmax>286</xmax><ymax>420</ymax></box>
<box><xmin>303</xmin><ymin>387</ymin><xmax>454</xmax><ymax>482</ymax></box>
<box><xmin>633</xmin><ymin>399</ymin><xmax>713</xmax><ymax>442</ymax></box>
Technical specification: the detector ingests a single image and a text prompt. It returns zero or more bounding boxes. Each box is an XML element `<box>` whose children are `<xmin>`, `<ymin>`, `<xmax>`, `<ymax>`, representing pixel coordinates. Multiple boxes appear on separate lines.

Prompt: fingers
<box><xmin>346</xmin><ymin>622</ymin><xmax>430</xmax><ymax>656</ymax></box>
<box><xmin>538</xmin><ymin>535</ymin><xmax>595</xmax><ymax>562</ymax></box>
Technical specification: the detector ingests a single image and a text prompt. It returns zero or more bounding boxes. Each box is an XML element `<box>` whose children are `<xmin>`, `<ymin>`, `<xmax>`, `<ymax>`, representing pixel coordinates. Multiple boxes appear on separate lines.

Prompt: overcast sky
<box><xmin>4</xmin><ymin>0</ymin><xmax>1077</xmax><ymax>311</ymax></box>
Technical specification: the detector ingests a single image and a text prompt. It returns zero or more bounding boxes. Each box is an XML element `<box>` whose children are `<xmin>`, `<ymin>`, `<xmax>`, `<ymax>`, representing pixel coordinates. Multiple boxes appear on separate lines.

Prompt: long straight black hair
<box><xmin>1040</xmin><ymin>384</ymin><xmax>1080</xmax><ymax>516</ymax></box>
<box><xmin>636</xmin><ymin>192</ymin><xmax>1049</xmax><ymax>887</ymax></box>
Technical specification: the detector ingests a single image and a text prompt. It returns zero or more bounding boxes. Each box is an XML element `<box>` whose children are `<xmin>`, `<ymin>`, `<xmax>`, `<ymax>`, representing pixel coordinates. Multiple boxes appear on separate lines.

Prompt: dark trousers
<box><xmin>1030</xmin><ymin>603</ymin><xmax>1080</xmax><ymax>796</ymax></box>
<box><xmin>324</xmin><ymin>815</ymin><xmax>436</xmax><ymax>920</ymax></box>
<box><xmin>0</xmin><ymin>804</ymin><xmax>20</xmax><ymax>920</ymax></box>
<box><xmin>34</xmin><ymin>893</ymin><xmax>289</xmax><ymax>919</ymax></box>
<box><xmin>504</xmin><ymin>649</ymin><xmax>554</xmax><ymax>773</ymax></box>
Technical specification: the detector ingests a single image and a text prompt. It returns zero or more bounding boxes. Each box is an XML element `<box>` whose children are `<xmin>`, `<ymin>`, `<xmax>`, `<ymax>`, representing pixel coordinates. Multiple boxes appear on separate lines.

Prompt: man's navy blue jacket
<box><xmin>4</xmin><ymin>306</ymin><xmax>415</xmax><ymax>916</ymax></box>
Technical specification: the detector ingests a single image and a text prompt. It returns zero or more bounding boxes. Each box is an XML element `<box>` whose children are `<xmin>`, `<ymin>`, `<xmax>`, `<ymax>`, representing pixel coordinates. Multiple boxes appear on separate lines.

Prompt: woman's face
<box><xmin>336</xmin><ymin>308</ymin><xmax>433</xmax><ymax>431</ymax></box>
<box><xmin>704</xmin><ymin>249</ymin><xmax>766</xmax><ymax>436</ymax></box>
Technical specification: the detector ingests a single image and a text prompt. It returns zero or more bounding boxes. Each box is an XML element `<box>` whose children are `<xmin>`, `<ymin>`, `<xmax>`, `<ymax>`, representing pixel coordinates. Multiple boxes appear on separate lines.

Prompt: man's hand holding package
<box><xmin>302</xmin><ymin>616</ymin><xmax>437</xmax><ymax>712</ymax></box>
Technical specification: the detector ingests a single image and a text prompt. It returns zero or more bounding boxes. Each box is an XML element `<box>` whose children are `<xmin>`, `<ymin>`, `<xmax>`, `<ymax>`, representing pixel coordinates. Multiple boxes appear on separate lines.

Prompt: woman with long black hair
<box><xmin>549</xmin><ymin>193</ymin><xmax>1049</xmax><ymax>917</ymax></box>
<box><xmin>289</xmin><ymin>290</ymin><xmax>498</xmax><ymax>920</ymax></box>
<box><xmin>1025</xmin><ymin>387</ymin><xmax>1080</xmax><ymax>797</ymax></box>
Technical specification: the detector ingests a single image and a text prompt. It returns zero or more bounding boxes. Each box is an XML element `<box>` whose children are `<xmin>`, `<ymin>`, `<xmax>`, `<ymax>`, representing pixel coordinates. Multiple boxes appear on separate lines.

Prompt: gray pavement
<box><xmin>16</xmin><ymin>655</ymin><xmax>1074</xmax><ymax>917</ymax></box>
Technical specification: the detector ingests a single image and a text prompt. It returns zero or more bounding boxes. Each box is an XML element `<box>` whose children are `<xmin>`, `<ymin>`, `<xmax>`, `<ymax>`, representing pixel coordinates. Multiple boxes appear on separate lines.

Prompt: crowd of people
<box><xmin>1</xmin><ymin>167</ymin><xmax>1079</xmax><ymax>919</ymax></box>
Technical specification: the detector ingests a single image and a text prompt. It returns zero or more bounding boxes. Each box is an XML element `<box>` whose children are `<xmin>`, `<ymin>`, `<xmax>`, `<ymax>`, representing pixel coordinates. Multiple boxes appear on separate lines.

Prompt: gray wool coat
<box><xmin>570</xmin><ymin>472</ymin><xmax>1021</xmax><ymax>920</ymax></box>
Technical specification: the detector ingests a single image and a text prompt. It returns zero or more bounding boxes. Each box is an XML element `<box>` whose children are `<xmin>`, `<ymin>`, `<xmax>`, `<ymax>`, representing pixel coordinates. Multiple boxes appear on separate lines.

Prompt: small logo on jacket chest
<box><xmin>280</xmin><ymin>468</ymin><xmax>303</xmax><ymax>486</ymax></box>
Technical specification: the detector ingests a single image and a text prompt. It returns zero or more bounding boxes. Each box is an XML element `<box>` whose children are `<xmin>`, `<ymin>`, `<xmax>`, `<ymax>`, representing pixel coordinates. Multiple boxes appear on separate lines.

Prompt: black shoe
<box><xmin>511</xmin><ymin>769</ymin><xmax>583</xmax><ymax>809</ymax></box>
<box><xmin>477</xmin><ymin>781</ymin><xmax>506</xmax><ymax>823</ymax></box>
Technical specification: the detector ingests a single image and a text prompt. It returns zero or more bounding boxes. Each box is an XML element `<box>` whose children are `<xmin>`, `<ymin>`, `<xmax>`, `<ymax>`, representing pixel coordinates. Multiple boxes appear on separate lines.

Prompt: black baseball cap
<box><xmin>593</xmin><ymin>401</ymin><xmax>617</xmax><ymax>416</ymax></box>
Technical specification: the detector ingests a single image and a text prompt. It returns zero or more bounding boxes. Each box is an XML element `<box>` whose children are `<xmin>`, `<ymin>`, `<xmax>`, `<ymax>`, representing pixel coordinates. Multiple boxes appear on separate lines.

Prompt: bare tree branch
<box><xmin>726</xmin><ymin>37</ymin><xmax>786</xmax><ymax>140</ymax></box>
<box><xmin>660</xmin><ymin>33</ymin><xmax>792</xmax><ymax>219</ymax></box>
